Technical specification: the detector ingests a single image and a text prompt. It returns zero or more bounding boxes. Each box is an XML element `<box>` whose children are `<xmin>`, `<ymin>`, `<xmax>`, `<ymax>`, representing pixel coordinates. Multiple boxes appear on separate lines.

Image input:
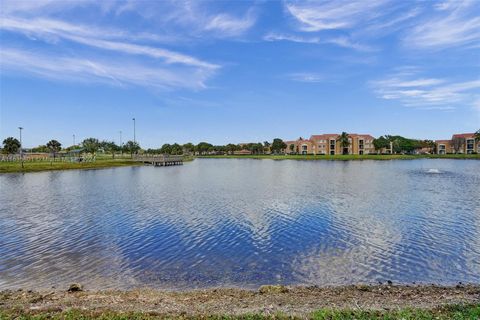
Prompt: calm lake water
<box><xmin>1</xmin><ymin>159</ymin><xmax>479</xmax><ymax>290</ymax></box>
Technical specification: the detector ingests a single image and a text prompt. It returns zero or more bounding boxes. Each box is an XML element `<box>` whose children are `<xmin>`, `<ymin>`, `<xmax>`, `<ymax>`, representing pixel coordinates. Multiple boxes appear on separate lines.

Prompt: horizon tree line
<box><xmin>2</xmin><ymin>130</ymin><xmax>479</xmax><ymax>156</ymax></box>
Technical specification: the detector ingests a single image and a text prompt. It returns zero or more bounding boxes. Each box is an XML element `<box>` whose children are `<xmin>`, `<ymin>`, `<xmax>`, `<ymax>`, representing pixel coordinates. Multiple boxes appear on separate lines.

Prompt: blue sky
<box><xmin>1</xmin><ymin>0</ymin><xmax>479</xmax><ymax>148</ymax></box>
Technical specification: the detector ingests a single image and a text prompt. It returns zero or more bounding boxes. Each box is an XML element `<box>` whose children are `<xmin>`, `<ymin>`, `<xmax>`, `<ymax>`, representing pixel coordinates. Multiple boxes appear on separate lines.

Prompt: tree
<box><xmin>451</xmin><ymin>137</ymin><xmax>464</xmax><ymax>154</ymax></box>
<box><xmin>182</xmin><ymin>143</ymin><xmax>195</xmax><ymax>155</ymax></box>
<box><xmin>248</xmin><ymin>142</ymin><xmax>263</xmax><ymax>155</ymax></box>
<box><xmin>384</xmin><ymin>135</ymin><xmax>420</xmax><ymax>154</ymax></box>
<box><xmin>82</xmin><ymin>138</ymin><xmax>100</xmax><ymax>154</ymax></box>
<box><xmin>226</xmin><ymin>143</ymin><xmax>239</xmax><ymax>155</ymax></box>
<box><xmin>46</xmin><ymin>140</ymin><xmax>62</xmax><ymax>160</ymax></box>
<box><xmin>124</xmin><ymin>140</ymin><xmax>140</xmax><ymax>157</ymax></box>
<box><xmin>171</xmin><ymin>143</ymin><xmax>183</xmax><ymax>155</ymax></box>
<box><xmin>337</xmin><ymin>132</ymin><xmax>350</xmax><ymax>155</ymax></box>
<box><xmin>196</xmin><ymin>142</ymin><xmax>213</xmax><ymax>155</ymax></box>
<box><xmin>2</xmin><ymin>137</ymin><xmax>21</xmax><ymax>154</ymax></box>
<box><xmin>101</xmin><ymin>141</ymin><xmax>119</xmax><ymax>159</ymax></box>
<box><xmin>160</xmin><ymin>143</ymin><xmax>172</xmax><ymax>154</ymax></box>
<box><xmin>31</xmin><ymin>145</ymin><xmax>49</xmax><ymax>153</ymax></box>
<box><xmin>289</xmin><ymin>143</ymin><xmax>295</xmax><ymax>154</ymax></box>
<box><xmin>271</xmin><ymin>138</ymin><xmax>287</xmax><ymax>154</ymax></box>
<box><xmin>373</xmin><ymin>136</ymin><xmax>389</xmax><ymax>153</ymax></box>
<box><xmin>475</xmin><ymin>130</ymin><xmax>480</xmax><ymax>140</ymax></box>
<box><xmin>263</xmin><ymin>141</ymin><xmax>271</xmax><ymax>154</ymax></box>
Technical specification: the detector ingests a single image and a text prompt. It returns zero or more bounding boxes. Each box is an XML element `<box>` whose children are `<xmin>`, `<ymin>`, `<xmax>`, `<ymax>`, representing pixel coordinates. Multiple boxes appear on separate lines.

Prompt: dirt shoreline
<box><xmin>1</xmin><ymin>284</ymin><xmax>479</xmax><ymax>317</ymax></box>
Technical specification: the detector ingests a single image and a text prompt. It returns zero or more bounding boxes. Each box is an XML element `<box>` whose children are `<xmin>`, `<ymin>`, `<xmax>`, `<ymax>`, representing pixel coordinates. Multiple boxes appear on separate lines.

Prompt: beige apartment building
<box><xmin>436</xmin><ymin>133</ymin><xmax>479</xmax><ymax>154</ymax></box>
<box><xmin>285</xmin><ymin>133</ymin><xmax>375</xmax><ymax>155</ymax></box>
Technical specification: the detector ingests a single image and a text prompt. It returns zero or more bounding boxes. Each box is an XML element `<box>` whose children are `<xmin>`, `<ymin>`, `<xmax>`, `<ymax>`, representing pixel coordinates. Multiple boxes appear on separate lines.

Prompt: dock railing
<box><xmin>133</xmin><ymin>154</ymin><xmax>184</xmax><ymax>166</ymax></box>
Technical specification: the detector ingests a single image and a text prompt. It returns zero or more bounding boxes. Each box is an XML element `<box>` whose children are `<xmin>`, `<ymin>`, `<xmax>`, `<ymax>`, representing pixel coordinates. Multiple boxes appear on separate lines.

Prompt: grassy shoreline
<box><xmin>0</xmin><ymin>159</ymin><xmax>143</xmax><ymax>174</ymax></box>
<box><xmin>0</xmin><ymin>156</ymin><xmax>195</xmax><ymax>174</ymax></box>
<box><xmin>1</xmin><ymin>305</ymin><xmax>479</xmax><ymax>319</ymax></box>
<box><xmin>198</xmin><ymin>154</ymin><xmax>480</xmax><ymax>161</ymax></box>
<box><xmin>1</xmin><ymin>285</ymin><xmax>479</xmax><ymax>319</ymax></box>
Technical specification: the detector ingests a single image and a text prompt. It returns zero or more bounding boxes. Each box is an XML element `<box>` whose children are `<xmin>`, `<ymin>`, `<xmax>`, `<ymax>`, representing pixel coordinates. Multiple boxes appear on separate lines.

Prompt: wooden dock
<box><xmin>133</xmin><ymin>155</ymin><xmax>184</xmax><ymax>167</ymax></box>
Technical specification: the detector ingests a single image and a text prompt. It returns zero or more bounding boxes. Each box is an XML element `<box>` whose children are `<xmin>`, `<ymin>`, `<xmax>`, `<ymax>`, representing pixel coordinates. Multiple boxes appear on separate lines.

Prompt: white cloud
<box><xmin>0</xmin><ymin>48</ymin><xmax>215</xmax><ymax>90</ymax></box>
<box><xmin>204</xmin><ymin>10</ymin><xmax>257</xmax><ymax>37</ymax></box>
<box><xmin>404</xmin><ymin>0</ymin><xmax>480</xmax><ymax>49</ymax></box>
<box><xmin>324</xmin><ymin>37</ymin><xmax>375</xmax><ymax>52</ymax></box>
<box><xmin>288</xmin><ymin>73</ymin><xmax>324</xmax><ymax>83</ymax></box>
<box><xmin>263</xmin><ymin>32</ymin><xmax>374</xmax><ymax>51</ymax></box>
<box><xmin>107</xmin><ymin>0</ymin><xmax>257</xmax><ymax>39</ymax></box>
<box><xmin>284</xmin><ymin>0</ymin><xmax>390</xmax><ymax>32</ymax></box>
<box><xmin>1</xmin><ymin>17</ymin><xmax>218</xmax><ymax>70</ymax></box>
<box><xmin>263</xmin><ymin>32</ymin><xmax>320</xmax><ymax>43</ymax></box>
<box><xmin>371</xmin><ymin>70</ymin><xmax>480</xmax><ymax>109</ymax></box>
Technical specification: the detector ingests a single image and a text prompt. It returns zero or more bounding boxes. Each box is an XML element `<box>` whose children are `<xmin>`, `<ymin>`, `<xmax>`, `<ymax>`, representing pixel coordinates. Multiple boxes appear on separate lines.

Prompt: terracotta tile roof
<box><xmin>310</xmin><ymin>134</ymin><xmax>339</xmax><ymax>140</ymax></box>
<box><xmin>435</xmin><ymin>140</ymin><xmax>451</xmax><ymax>143</ymax></box>
<box><xmin>452</xmin><ymin>133</ymin><xmax>476</xmax><ymax>139</ymax></box>
<box><xmin>310</xmin><ymin>133</ymin><xmax>375</xmax><ymax>140</ymax></box>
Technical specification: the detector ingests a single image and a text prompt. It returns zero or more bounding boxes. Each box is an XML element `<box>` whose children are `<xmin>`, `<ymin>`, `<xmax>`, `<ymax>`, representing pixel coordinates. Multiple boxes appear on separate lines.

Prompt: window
<box><xmin>439</xmin><ymin>144</ymin><xmax>446</xmax><ymax>155</ymax></box>
<box><xmin>466</xmin><ymin>139</ymin><xmax>474</xmax><ymax>150</ymax></box>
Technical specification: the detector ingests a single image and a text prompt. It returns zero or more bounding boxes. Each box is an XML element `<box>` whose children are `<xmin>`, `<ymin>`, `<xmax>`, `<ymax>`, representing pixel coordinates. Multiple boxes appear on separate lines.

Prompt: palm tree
<box><xmin>2</xmin><ymin>137</ymin><xmax>21</xmax><ymax>155</ymax></box>
<box><xmin>82</xmin><ymin>138</ymin><xmax>100</xmax><ymax>155</ymax></box>
<box><xmin>101</xmin><ymin>141</ymin><xmax>118</xmax><ymax>159</ymax></box>
<box><xmin>46</xmin><ymin>139</ymin><xmax>62</xmax><ymax>160</ymax></box>
<box><xmin>263</xmin><ymin>141</ymin><xmax>271</xmax><ymax>154</ymax></box>
<box><xmin>124</xmin><ymin>140</ymin><xmax>140</xmax><ymax>158</ymax></box>
<box><xmin>337</xmin><ymin>132</ymin><xmax>351</xmax><ymax>155</ymax></box>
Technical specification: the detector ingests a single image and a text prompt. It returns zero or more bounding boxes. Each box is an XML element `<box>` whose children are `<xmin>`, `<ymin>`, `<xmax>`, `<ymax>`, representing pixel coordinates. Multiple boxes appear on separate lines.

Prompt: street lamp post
<box><xmin>18</xmin><ymin>127</ymin><xmax>24</xmax><ymax>169</ymax></box>
<box><xmin>119</xmin><ymin>130</ymin><xmax>123</xmax><ymax>155</ymax></box>
<box><xmin>132</xmin><ymin>118</ymin><xmax>136</xmax><ymax>144</ymax></box>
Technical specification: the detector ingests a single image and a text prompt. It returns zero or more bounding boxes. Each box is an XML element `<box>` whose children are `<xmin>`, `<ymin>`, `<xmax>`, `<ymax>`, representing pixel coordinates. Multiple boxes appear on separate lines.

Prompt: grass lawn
<box><xmin>0</xmin><ymin>155</ymin><xmax>195</xmax><ymax>174</ymax></box>
<box><xmin>1</xmin><ymin>304</ymin><xmax>479</xmax><ymax>319</ymax></box>
<box><xmin>0</xmin><ymin>159</ymin><xmax>142</xmax><ymax>174</ymax></box>
<box><xmin>198</xmin><ymin>154</ymin><xmax>480</xmax><ymax>161</ymax></box>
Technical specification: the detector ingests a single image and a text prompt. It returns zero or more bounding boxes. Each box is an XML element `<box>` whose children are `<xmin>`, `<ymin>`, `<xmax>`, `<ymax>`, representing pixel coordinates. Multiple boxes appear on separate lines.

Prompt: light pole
<box><xmin>119</xmin><ymin>130</ymin><xmax>123</xmax><ymax>155</ymax></box>
<box><xmin>18</xmin><ymin>127</ymin><xmax>24</xmax><ymax>169</ymax></box>
<box><xmin>132</xmin><ymin>118</ymin><xmax>136</xmax><ymax>144</ymax></box>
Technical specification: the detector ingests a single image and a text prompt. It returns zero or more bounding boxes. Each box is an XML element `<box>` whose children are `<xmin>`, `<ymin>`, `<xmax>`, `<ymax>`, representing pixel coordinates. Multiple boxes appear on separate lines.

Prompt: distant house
<box><xmin>233</xmin><ymin>149</ymin><xmax>252</xmax><ymax>155</ymax></box>
<box><xmin>435</xmin><ymin>133</ymin><xmax>479</xmax><ymax>154</ymax></box>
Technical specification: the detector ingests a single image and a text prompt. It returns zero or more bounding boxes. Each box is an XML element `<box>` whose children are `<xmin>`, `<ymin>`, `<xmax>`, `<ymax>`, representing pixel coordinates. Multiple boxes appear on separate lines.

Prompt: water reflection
<box><xmin>0</xmin><ymin>159</ymin><xmax>479</xmax><ymax>290</ymax></box>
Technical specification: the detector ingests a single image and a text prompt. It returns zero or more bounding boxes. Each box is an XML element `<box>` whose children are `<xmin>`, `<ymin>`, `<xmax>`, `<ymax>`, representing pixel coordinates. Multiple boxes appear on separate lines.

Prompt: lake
<box><xmin>0</xmin><ymin>159</ymin><xmax>479</xmax><ymax>290</ymax></box>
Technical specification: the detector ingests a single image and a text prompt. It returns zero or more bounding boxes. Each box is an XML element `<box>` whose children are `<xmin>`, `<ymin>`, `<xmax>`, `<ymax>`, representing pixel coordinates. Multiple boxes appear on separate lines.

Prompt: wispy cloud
<box><xmin>288</xmin><ymin>72</ymin><xmax>324</xmax><ymax>83</ymax></box>
<box><xmin>204</xmin><ymin>9</ymin><xmax>257</xmax><ymax>37</ymax></box>
<box><xmin>264</xmin><ymin>32</ymin><xmax>320</xmax><ymax>44</ymax></box>
<box><xmin>108</xmin><ymin>0</ymin><xmax>258</xmax><ymax>39</ymax></box>
<box><xmin>371</xmin><ymin>69</ymin><xmax>480</xmax><ymax>109</ymax></box>
<box><xmin>1</xmin><ymin>48</ymin><xmax>214</xmax><ymax>90</ymax></box>
<box><xmin>1</xmin><ymin>17</ymin><xmax>219</xmax><ymax>70</ymax></box>
<box><xmin>263</xmin><ymin>32</ymin><xmax>375</xmax><ymax>51</ymax></box>
<box><xmin>0</xmin><ymin>2</ymin><xmax>224</xmax><ymax>90</ymax></box>
<box><xmin>284</xmin><ymin>0</ymin><xmax>390</xmax><ymax>32</ymax></box>
<box><xmin>404</xmin><ymin>0</ymin><xmax>480</xmax><ymax>50</ymax></box>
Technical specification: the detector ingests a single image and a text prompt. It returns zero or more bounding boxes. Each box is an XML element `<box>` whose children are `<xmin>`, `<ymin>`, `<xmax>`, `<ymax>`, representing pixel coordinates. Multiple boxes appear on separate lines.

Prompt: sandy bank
<box><xmin>1</xmin><ymin>284</ymin><xmax>479</xmax><ymax>317</ymax></box>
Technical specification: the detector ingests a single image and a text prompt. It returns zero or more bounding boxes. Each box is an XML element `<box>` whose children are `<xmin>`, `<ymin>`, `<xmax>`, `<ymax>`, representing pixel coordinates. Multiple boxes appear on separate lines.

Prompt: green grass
<box><xmin>0</xmin><ymin>155</ymin><xmax>195</xmax><ymax>174</ymax></box>
<box><xmin>197</xmin><ymin>154</ymin><xmax>480</xmax><ymax>161</ymax></box>
<box><xmin>1</xmin><ymin>304</ymin><xmax>479</xmax><ymax>319</ymax></box>
<box><xmin>0</xmin><ymin>159</ymin><xmax>142</xmax><ymax>174</ymax></box>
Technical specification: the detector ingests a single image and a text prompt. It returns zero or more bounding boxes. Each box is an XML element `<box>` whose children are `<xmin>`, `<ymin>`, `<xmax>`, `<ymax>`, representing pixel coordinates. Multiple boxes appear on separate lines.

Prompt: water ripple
<box><xmin>0</xmin><ymin>159</ymin><xmax>479</xmax><ymax>290</ymax></box>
